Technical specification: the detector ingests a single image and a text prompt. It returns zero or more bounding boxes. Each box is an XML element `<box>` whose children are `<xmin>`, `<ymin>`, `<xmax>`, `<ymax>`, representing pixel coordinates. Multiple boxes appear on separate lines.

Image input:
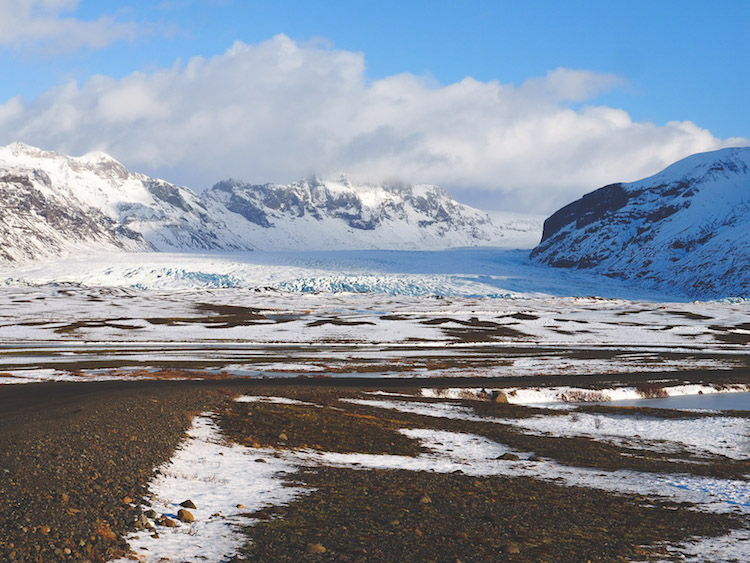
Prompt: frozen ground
<box><xmin>346</xmin><ymin>397</ymin><xmax>750</xmax><ymax>461</ymax></box>
<box><xmin>110</xmin><ymin>415</ymin><xmax>306</xmax><ymax>563</ymax></box>
<box><xmin>5</xmin><ymin>250</ymin><xmax>742</xmax><ymax>561</ymax></box>
<box><xmin>0</xmin><ymin>250</ymin><xmax>748</xmax><ymax>381</ymax></box>
<box><xmin>114</xmin><ymin>395</ymin><xmax>750</xmax><ymax>563</ymax></box>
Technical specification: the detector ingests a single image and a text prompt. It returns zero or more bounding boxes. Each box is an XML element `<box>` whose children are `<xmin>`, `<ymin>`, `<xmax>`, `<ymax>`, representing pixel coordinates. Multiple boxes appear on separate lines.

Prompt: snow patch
<box><xmin>112</xmin><ymin>415</ymin><xmax>306</xmax><ymax>563</ymax></box>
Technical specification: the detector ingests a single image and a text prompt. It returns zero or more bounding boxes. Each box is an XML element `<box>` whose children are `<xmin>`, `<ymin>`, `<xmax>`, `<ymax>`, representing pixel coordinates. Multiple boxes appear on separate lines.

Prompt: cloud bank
<box><xmin>0</xmin><ymin>0</ymin><xmax>137</xmax><ymax>51</ymax></box>
<box><xmin>0</xmin><ymin>34</ymin><xmax>745</xmax><ymax>212</ymax></box>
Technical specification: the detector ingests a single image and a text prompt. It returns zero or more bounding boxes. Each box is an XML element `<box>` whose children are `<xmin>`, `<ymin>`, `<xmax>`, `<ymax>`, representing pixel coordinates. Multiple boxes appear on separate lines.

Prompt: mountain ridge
<box><xmin>531</xmin><ymin>146</ymin><xmax>750</xmax><ymax>298</ymax></box>
<box><xmin>0</xmin><ymin>143</ymin><xmax>540</xmax><ymax>264</ymax></box>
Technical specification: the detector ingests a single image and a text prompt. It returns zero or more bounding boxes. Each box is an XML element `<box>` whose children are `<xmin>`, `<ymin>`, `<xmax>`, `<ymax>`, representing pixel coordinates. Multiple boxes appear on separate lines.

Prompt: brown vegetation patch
<box><xmin>636</xmin><ymin>384</ymin><xmax>669</xmax><ymax>399</ymax></box>
<box><xmin>54</xmin><ymin>319</ymin><xmax>144</xmax><ymax>334</ymax></box>
<box><xmin>662</xmin><ymin>310</ymin><xmax>714</xmax><ymax>321</ymax></box>
<box><xmin>72</xmin><ymin>368</ymin><xmax>235</xmax><ymax>380</ymax></box>
<box><xmin>500</xmin><ymin>312</ymin><xmax>540</xmax><ymax>320</ymax></box>
<box><xmin>145</xmin><ymin>303</ymin><xmax>276</xmax><ymax>329</ymax></box>
<box><xmin>442</xmin><ymin>326</ymin><xmax>529</xmax><ymax>342</ymax></box>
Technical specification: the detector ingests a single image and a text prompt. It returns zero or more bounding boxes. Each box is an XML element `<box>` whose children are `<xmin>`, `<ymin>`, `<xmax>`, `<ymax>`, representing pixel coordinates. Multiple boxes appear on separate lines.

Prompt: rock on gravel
<box><xmin>0</xmin><ymin>380</ymin><xmax>230</xmax><ymax>562</ymax></box>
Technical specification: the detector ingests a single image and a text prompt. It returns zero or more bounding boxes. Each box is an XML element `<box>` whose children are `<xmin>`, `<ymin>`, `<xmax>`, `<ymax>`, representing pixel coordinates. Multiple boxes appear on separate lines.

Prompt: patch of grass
<box><xmin>636</xmin><ymin>384</ymin><xmax>669</xmax><ymax>399</ymax></box>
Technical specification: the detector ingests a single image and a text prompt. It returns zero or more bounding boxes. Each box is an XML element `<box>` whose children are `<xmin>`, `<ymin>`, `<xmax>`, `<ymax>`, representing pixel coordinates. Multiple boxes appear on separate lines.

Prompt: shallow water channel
<box><xmin>604</xmin><ymin>392</ymin><xmax>750</xmax><ymax>411</ymax></box>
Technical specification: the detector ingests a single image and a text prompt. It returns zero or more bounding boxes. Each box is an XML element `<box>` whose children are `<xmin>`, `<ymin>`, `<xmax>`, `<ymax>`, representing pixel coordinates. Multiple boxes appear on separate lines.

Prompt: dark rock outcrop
<box><xmin>531</xmin><ymin>147</ymin><xmax>750</xmax><ymax>298</ymax></box>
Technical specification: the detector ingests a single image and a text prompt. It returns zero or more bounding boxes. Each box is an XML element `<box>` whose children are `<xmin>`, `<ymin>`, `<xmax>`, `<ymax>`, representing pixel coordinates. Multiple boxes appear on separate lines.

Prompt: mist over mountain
<box><xmin>0</xmin><ymin>143</ymin><xmax>540</xmax><ymax>264</ymax></box>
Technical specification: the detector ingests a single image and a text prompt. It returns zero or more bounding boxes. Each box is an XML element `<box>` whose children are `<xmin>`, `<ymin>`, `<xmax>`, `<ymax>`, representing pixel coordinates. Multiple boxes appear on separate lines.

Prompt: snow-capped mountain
<box><xmin>203</xmin><ymin>177</ymin><xmax>527</xmax><ymax>250</ymax></box>
<box><xmin>0</xmin><ymin>143</ymin><xmax>258</xmax><ymax>262</ymax></box>
<box><xmin>0</xmin><ymin>143</ymin><xmax>537</xmax><ymax>263</ymax></box>
<box><xmin>531</xmin><ymin>147</ymin><xmax>750</xmax><ymax>298</ymax></box>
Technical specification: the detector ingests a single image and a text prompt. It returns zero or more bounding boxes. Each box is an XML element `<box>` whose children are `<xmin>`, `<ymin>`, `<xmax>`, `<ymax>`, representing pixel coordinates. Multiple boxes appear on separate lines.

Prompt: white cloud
<box><xmin>0</xmin><ymin>34</ymin><xmax>745</xmax><ymax>212</ymax></box>
<box><xmin>0</xmin><ymin>0</ymin><xmax>137</xmax><ymax>51</ymax></box>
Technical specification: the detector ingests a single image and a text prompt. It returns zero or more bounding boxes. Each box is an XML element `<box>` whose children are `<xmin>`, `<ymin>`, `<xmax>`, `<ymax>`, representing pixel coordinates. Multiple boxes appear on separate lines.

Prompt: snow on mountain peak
<box><xmin>531</xmin><ymin>146</ymin><xmax>750</xmax><ymax>298</ymax></box>
<box><xmin>0</xmin><ymin>143</ymin><xmax>542</xmax><ymax>263</ymax></box>
<box><xmin>633</xmin><ymin>147</ymin><xmax>750</xmax><ymax>191</ymax></box>
<box><xmin>203</xmin><ymin>174</ymin><xmax>535</xmax><ymax>250</ymax></box>
<box><xmin>0</xmin><ymin>142</ymin><xmax>62</xmax><ymax>167</ymax></box>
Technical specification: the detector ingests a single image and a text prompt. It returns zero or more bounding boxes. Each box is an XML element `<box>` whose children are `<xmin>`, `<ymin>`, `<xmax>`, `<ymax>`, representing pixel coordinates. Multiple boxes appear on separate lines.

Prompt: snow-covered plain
<box><xmin>4</xmin><ymin>248</ymin><xmax>750</xmax><ymax>559</ymax></box>
<box><xmin>0</xmin><ymin>249</ymin><xmax>748</xmax><ymax>382</ymax></box>
<box><xmin>5</xmin><ymin>245</ymin><xmax>737</xmax><ymax>562</ymax></box>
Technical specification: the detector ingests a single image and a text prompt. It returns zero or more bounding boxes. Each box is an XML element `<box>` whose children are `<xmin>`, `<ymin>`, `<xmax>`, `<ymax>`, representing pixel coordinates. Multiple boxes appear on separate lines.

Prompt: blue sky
<box><xmin>0</xmin><ymin>0</ymin><xmax>747</xmax><ymax>212</ymax></box>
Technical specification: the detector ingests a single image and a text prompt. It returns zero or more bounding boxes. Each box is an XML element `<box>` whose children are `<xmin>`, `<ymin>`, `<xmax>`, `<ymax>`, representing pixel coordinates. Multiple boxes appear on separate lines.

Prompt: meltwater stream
<box><xmin>605</xmin><ymin>392</ymin><xmax>750</xmax><ymax>411</ymax></box>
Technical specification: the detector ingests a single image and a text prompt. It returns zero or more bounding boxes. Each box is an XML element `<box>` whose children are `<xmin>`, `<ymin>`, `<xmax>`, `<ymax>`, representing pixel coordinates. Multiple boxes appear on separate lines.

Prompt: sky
<box><xmin>0</xmin><ymin>0</ymin><xmax>748</xmax><ymax>213</ymax></box>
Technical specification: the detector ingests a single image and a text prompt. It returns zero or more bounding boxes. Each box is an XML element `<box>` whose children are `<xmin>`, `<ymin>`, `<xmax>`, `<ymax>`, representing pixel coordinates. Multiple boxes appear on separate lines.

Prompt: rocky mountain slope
<box><xmin>0</xmin><ymin>143</ymin><xmax>540</xmax><ymax>264</ymax></box>
<box><xmin>531</xmin><ymin>147</ymin><xmax>750</xmax><ymax>298</ymax></box>
<box><xmin>0</xmin><ymin>143</ymin><xmax>255</xmax><ymax>262</ymax></box>
<box><xmin>203</xmin><ymin>177</ymin><xmax>528</xmax><ymax>250</ymax></box>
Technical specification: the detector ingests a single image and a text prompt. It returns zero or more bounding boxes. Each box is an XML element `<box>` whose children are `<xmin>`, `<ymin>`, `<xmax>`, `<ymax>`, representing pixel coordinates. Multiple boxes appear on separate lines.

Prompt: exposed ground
<box><xmin>0</xmin><ymin>375</ymin><xmax>748</xmax><ymax>562</ymax></box>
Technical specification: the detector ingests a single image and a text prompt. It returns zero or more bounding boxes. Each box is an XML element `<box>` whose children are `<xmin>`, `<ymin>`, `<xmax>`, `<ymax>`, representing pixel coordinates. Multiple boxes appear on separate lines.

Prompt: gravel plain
<box><xmin>0</xmin><ymin>373</ymin><xmax>748</xmax><ymax>562</ymax></box>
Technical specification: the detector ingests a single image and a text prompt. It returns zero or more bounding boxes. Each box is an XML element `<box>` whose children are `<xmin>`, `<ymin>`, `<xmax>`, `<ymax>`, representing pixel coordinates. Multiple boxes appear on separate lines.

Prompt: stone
<box><xmin>254</xmin><ymin>458</ymin><xmax>267</xmax><ymax>463</ymax></box>
<box><xmin>503</xmin><ymin>542</ymin><xmax>521</xmax><ymax>554</ymax></box>
<box><xmin>305</xmin><ymin>543</ymin><xmax>326</xmax><ymax>554</ymax></box>
<box><xmin>177</xmin><ymin>509</ymin><xmax>194</xmax><ymax>523</ymax></box>
<box><xmin>179</xmin><ymin>500</ymin><xmax>197</xmax><ymax>509</ymax></box>
<box><xmin>278</xmin><ymin>432</ymin><xmax>288</xmax><ymax>441</ymax></box>
<box><xmin>123</xmin><ymin>496</ymin><xmax>133</xmax><ymax>504</ymax></box>
<box><xmin>497</xmin><ymin>453</ymin><xmax>520</xmax><ymax>461</ymax></box>
<box><xmin>161</xmin><ymin>517</ymin><xmax>177</xmax><ymax>528</ymax></box>
<box><xmin>145</xmin><ymin>509</ymin><xmax>157</xmax><ymax>519</ymax></box>
<box><xmin>236</xmin><ymin>504</ymin><xmax>245</xmax><ymax>509</ymax></box>
<box><xmin>494</xmin><ymin>391</ymin><xmax>509</xmax><ymax>403</ymax></box>
<box><xmin>419</xmin><ymin>494</ymin><xmax>432</xmax><ymax>504</ymax></box>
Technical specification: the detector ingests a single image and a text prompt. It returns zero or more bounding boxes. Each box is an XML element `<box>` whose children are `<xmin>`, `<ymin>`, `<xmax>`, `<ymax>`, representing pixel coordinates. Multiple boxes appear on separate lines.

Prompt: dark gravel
<box><xmin>0</xmin><ymin>375</ymin><xmax>747</xmax><ymax>562</ymax></box>
<box><xmin>0</xmin><ymin>380</ymin><xmax>232</xmax><ymax>562</ymax></box>
<box><xmin>237</xmin><ymin>467</ymin><xmax>740</xmax><ymax>562</ymax></box>
<box><xmin>215</xmin><ymin>387</ymin><xmax>745</xmax><ymax>562</ymax></box>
